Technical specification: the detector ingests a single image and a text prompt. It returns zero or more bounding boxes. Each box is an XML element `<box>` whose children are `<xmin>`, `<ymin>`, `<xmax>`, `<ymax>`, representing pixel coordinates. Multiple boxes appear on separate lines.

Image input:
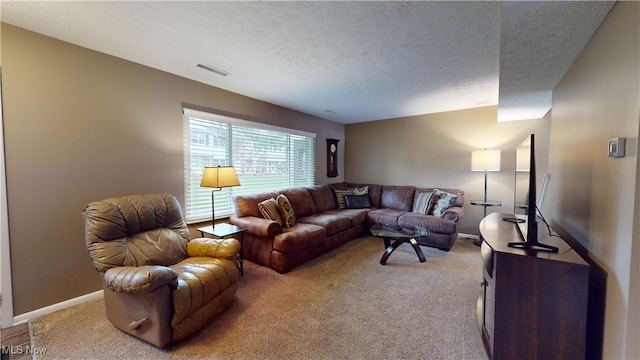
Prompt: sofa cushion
<box><xmin>367</xmin><ymin>208</ymin><xmax>406</xmax><ymax>226</ymax></box>
<box><xmin>344</xmin><ymin>194</ymin><xmax>372</xmax><ymax>209</ymax></box>
<box><xmin>398</xmin><ymin>213</ymin><xmax>457</xmax><ymax>233</ymax></box>
<box><xmin>380</xmin><ymin>185</ymin><xmax>415</xmax><ymax>211</ymax></box>
<box><xmin>308</xmin><ymin>184</ymin><xmax>337</xmax><ymax>213</ymax></box>
<box><xmin>324</xmin><ymin>209</ymin><xmax>368</xmax><ymax>227</ymax></box>
<box><xmin>277</xmin><ymin>194</ymin><xmax>296</xmax><ymax>228</ymax></box>
<box><xmin>298</xmin><ymin>213</ymin><xmax>352</xmax><ymax>236</ymax></box>
<box><xmin>258</xmin><ymin>198</ymin><xmax>284</xmax><ymax>226</ymax></box>
<box><xmin>432</xmin><ymin>189</ymin><xmax>458</xmax><ymax>217</ymax></box>
<box><xmin>273</xmin><ymin>223</ymin><xmax>326</xmax><ymax>253</ymax></box>
<box><xmin>412</xmin><ymin>191</ymin><xmax>436</xmax><ymax>215</ymax></box>
<box><xmin>279</xmin><ymin>187</ymin><xmax>316</xmax><ymax>218</ymax></box>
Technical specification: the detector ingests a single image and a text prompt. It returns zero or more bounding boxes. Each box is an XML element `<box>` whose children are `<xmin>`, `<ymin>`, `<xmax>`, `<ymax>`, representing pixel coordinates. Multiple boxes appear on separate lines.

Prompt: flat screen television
<box><xmin>506</xmin><ymin>134</ymin><xmax>558</xmax><ymax>253</ymax></box>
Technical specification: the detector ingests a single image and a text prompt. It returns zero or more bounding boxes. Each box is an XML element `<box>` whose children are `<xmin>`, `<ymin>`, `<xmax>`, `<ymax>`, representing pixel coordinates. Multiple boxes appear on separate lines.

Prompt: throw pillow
<box><xmin>343</xmin><ymin>194</ymin><xmax>372</xmax><ymax>209</ymax></box>
<box><xmin>412</xmin><ymin>192</ymin><xmax>435</xmax><ymax>215</ymax></box>
<box><xmin>334</xmin><ymin>189</ymin><xmax>354</xmax><ymax>210</ymax></box>
<box><xmin>431</xmin><ymin>189</ymin><xmax>458</xmax><ymax>217</ymax></box>
<box><xmin>277</xmin><ymin>194</ymin><xmax>296</xmax><ymax>228</ymax></box>
<box><xmin>258</xmin><ymin>198</ymin><xmax>284</xmax><ymax>226</ymax></box>
<box><xmin>349</xmin><ymin>186</ymin><xmax>369</xmax><ymax>195</ymax></box>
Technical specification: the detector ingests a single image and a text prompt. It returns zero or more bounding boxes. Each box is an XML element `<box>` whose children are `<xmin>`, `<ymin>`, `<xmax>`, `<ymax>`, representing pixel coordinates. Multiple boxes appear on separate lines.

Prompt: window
<box><xmin>183</xmin><ymin>108</ymin><xmax>316</xmax><ymax>222</ymax></box>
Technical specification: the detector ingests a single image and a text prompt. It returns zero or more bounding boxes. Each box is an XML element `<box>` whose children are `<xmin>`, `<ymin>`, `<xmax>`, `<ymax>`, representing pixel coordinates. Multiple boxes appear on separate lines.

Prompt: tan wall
<box><xmin>547</xmin><ymin>2</ymin><xmax>639</xmax><ymax>358</ymax></box>
<box><xmin>0</xmin><ymin>24</ymin><xmax>345</xmax><ymax>315</ymax></box>
<box><xmin>345</xmin><ymin>106</ymin><xmax>550</xmax><ymax>235</ymax></box>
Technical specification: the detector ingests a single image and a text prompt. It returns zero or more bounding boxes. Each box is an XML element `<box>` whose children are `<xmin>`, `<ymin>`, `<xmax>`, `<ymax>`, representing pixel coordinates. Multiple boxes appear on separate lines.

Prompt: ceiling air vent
<box><xmin>197</xmin><ymin>64</ymin><xmax>231</xmax><ymax>76</ymax></box>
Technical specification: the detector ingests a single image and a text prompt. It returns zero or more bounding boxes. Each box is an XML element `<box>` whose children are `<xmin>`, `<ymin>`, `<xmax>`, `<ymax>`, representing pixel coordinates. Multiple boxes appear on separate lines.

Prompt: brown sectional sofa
<box><xmin>230</xmin><ymin>182</ymin><xmax>464</xmax><ymax>273</ymax></box>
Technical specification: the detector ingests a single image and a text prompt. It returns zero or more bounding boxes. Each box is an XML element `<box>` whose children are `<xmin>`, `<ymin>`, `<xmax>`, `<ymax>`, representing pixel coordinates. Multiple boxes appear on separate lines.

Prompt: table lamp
<box><xmin>200</xmin><ymin>165</ymin><xmax>240</xmax><ymax>227</ymax></box>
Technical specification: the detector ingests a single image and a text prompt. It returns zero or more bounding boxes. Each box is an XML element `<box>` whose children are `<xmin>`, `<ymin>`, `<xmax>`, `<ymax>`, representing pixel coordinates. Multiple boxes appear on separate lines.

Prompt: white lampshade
<box><xmin>471</xmin><ymin>149</ymin><xmax>501</xmax><ymax>172</ymax></box>
<box><xmin>200</xmin><ymin>166</ymin><xmax>240</xmax><ymax>188</ymax></box>
<box><xmin>516</xmin><ymin>148</ymin><xmax>531</xmax><ymax>172</ymax></box>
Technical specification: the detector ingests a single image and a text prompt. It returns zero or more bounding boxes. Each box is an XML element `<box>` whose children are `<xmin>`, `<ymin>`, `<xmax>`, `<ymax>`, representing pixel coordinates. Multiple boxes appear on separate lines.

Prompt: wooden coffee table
<box><xmin>369</xmin><ymin>224</ymin><xmax>430</xmax><ymax>265</ymax></box>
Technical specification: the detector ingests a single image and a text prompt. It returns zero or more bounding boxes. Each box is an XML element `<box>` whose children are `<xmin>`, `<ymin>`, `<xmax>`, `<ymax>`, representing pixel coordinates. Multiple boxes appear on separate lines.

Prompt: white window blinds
<box><xmin>183</xmin><ymin>108</ymin><xmax>316</xmax><ymax>222</ymax></box>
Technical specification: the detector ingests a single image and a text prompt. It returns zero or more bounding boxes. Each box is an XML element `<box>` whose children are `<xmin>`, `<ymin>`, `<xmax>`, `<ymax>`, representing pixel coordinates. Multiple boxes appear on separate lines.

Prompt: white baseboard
<box><xmin>458</xmin><ymin>232</ymin><xmax>480</xmax><ymax>240</ymax></box>
<box><xmin>12</xmin><ymin>290</ymin><xmax>104</xmax><ymax>326</ymax></box>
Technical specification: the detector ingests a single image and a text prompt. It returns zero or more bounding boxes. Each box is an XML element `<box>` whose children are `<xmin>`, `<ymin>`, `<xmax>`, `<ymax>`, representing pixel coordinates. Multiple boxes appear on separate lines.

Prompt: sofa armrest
<box><xmin>230</xmin><ymin>215</ymin><xmax>283</xmax><ymax>237</ymax></box>
<box><xmin>187</xmin><ymin>238</ymin><xmax>240</xmax><ymax>260</ymax></box>
<box><xmin>104</xmin><ymin>265</ymin><xmax>178</xmax><ymax>294</ymax></box>
<box><xmin>442</xmin><ymin>206</ymin><xmax>464</xmax><ymax>222</ymax></box>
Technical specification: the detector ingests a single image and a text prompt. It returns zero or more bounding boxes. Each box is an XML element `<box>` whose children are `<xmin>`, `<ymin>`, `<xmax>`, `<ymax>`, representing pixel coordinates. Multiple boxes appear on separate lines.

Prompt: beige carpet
<box><xmin>31</xmin><ymin>236</ymin><xmax>487</xmax><ymax>359</ymax></box>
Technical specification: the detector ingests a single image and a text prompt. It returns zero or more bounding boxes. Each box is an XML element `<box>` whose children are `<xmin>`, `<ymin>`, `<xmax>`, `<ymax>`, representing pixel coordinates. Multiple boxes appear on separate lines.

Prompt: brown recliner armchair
<box><xmin>83</xmin><ymin>193</ymin><xmax>240</xmax><ymax>348</ymax></box>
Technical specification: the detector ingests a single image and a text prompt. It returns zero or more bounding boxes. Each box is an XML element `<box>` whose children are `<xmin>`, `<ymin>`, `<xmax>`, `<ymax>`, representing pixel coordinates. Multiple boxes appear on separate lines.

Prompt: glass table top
<box><xmin>369</xmin><ymin>224</ymin><xmax>429</xmax><ymax>238</ymax></box>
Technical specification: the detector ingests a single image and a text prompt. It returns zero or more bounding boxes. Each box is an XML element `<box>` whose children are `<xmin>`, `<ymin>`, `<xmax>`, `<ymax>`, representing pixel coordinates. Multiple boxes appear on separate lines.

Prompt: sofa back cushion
<box><xmin>380</xmin><ymin>185</ymin><xmax>416</xmax><ymax>211</ymax></box>
<box><xmin>279</xmin><ymin>187</ymin><xmax>316</xmax><ymax>218</ymax></box>
<box><xmin>83</xmin><ymin>193</ymin><xmax>190</xmax><ymax>273</ymax></box>
<box><xmin>308</xmin><ymin>184</ymin><xmax>336</xmax><ymax>213</ymax></box>
<box><xmin>233</xmin><ymin>192</ymin><xmax>279</xmax><ymax>218</ymax></box>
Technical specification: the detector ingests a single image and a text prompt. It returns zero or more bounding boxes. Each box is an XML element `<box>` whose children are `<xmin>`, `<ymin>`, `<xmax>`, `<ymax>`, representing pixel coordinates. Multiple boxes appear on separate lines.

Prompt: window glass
<box><xmin>183</xmin><ymin>109</ymin><xmax>316</xmax><ymax>222</ymax></box>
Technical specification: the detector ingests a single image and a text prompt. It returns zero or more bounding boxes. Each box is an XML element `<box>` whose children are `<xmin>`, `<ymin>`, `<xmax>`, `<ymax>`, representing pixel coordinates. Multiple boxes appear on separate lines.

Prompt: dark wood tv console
<box><xmin>478</xmin><ymin>212</ymin><xmax>590</xmax><ymax>360</ymax></box>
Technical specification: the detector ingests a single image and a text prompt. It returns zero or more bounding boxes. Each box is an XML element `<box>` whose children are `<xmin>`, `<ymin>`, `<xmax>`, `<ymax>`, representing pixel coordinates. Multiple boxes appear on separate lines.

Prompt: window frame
<box><xmin>183</xmin><ymin>108</ymin><xmax>316</xmax><ymax>223</ymax></box>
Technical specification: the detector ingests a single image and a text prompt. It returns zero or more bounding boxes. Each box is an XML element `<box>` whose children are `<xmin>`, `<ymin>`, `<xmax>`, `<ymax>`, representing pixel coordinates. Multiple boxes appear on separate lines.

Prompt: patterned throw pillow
<box><xmin>431</xmin><ymin>189</ymin><xmax>458</xmax><ymax>217</ymax></box>
<box><xmin>258</xmin><ymin>198</ymin><xmax>284</xmax><ymax>226</ymax></box>
<box><xmin>277</xmin><ymin>194</ymin><xmax>296</xmax><ymax>228</ymax></box>
<box><xmin>334</xmin><ymin>186</ymin><xmax>369</xmax><ymax>210</ymax></box>
<box><xmin>334</xmin><ymin>189</ymin><xmax>354</xmax><ymax>210</ymax></box>
<box><xmin>412</xmin><ymin>192</ymin><xmax>435</xmax><ymax>215</ymax></box>
<box><xmin>350</xmin><ymin>186</ymin><xmax>369</xmax><ymax>195</ymax></box>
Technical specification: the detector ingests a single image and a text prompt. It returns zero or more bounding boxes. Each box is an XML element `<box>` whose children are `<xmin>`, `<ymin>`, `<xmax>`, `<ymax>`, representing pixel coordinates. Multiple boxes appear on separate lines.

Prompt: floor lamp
<box><xmin>471</xmin><ymin>149</ymin><xmax>501</xmax><ymax>217</ymax></box>
<box><xmin>200</xmin><ymin>165</ymin><xmax>240</xmax><ymax>227</ymax></box>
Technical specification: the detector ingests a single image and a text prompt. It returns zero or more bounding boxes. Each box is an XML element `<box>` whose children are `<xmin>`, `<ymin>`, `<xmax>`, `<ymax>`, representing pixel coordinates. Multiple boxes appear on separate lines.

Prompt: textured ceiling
<box><xmin>1</xmin><ymin>1</ymin><xmax>614</xmax><ymax>124</ymax></box>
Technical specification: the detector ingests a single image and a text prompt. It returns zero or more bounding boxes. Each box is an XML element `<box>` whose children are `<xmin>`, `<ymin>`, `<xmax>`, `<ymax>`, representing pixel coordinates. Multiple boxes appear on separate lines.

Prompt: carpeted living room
<box><xmin>28</xmin><ymin>237</ymin><xmax>486</xmax><ymax>359</ymax></box>
<box><xmin>1</xmin><ymin>2</ymin><xmax>639</xmax><ymax>360</ymax></box>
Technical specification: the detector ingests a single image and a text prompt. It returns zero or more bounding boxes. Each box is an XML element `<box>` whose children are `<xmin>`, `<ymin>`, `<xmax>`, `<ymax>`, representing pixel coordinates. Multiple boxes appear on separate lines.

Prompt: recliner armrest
<box><xmin>187</xmin><ymin>238</ymin><xmax>241</xmax><ymax>260</ymax></box>
<box><xmin>104</xmin><ymin>265</ymin><xmax>178</xmax><ymax>294</ymax></box>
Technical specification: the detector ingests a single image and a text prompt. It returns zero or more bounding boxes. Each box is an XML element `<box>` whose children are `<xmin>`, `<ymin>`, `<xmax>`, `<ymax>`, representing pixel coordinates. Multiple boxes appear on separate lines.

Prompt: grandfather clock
<box><xmin>326</xmin><ymin>138</ymin><xmax>339</xmax><ymax>177</ymax></box>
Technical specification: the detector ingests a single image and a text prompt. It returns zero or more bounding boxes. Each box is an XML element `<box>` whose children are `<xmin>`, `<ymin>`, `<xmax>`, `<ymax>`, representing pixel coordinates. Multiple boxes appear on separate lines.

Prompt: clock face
<box><xmin>330</xmin><ymin>144</ymin><xmax>337</xmax><ymax>153</ymax></box>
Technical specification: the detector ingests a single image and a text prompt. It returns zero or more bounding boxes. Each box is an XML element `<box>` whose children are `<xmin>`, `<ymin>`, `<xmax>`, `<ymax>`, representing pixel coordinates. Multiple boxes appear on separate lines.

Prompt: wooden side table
<box><xmin>197</xmin><ymin>223</ymin><xmax>247</xmax><ymax>275</ymax></box>
<box><xmin>470</xmin><ymin>199</ymin><xmax>502</xmax><ymax>217</ymax></box>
